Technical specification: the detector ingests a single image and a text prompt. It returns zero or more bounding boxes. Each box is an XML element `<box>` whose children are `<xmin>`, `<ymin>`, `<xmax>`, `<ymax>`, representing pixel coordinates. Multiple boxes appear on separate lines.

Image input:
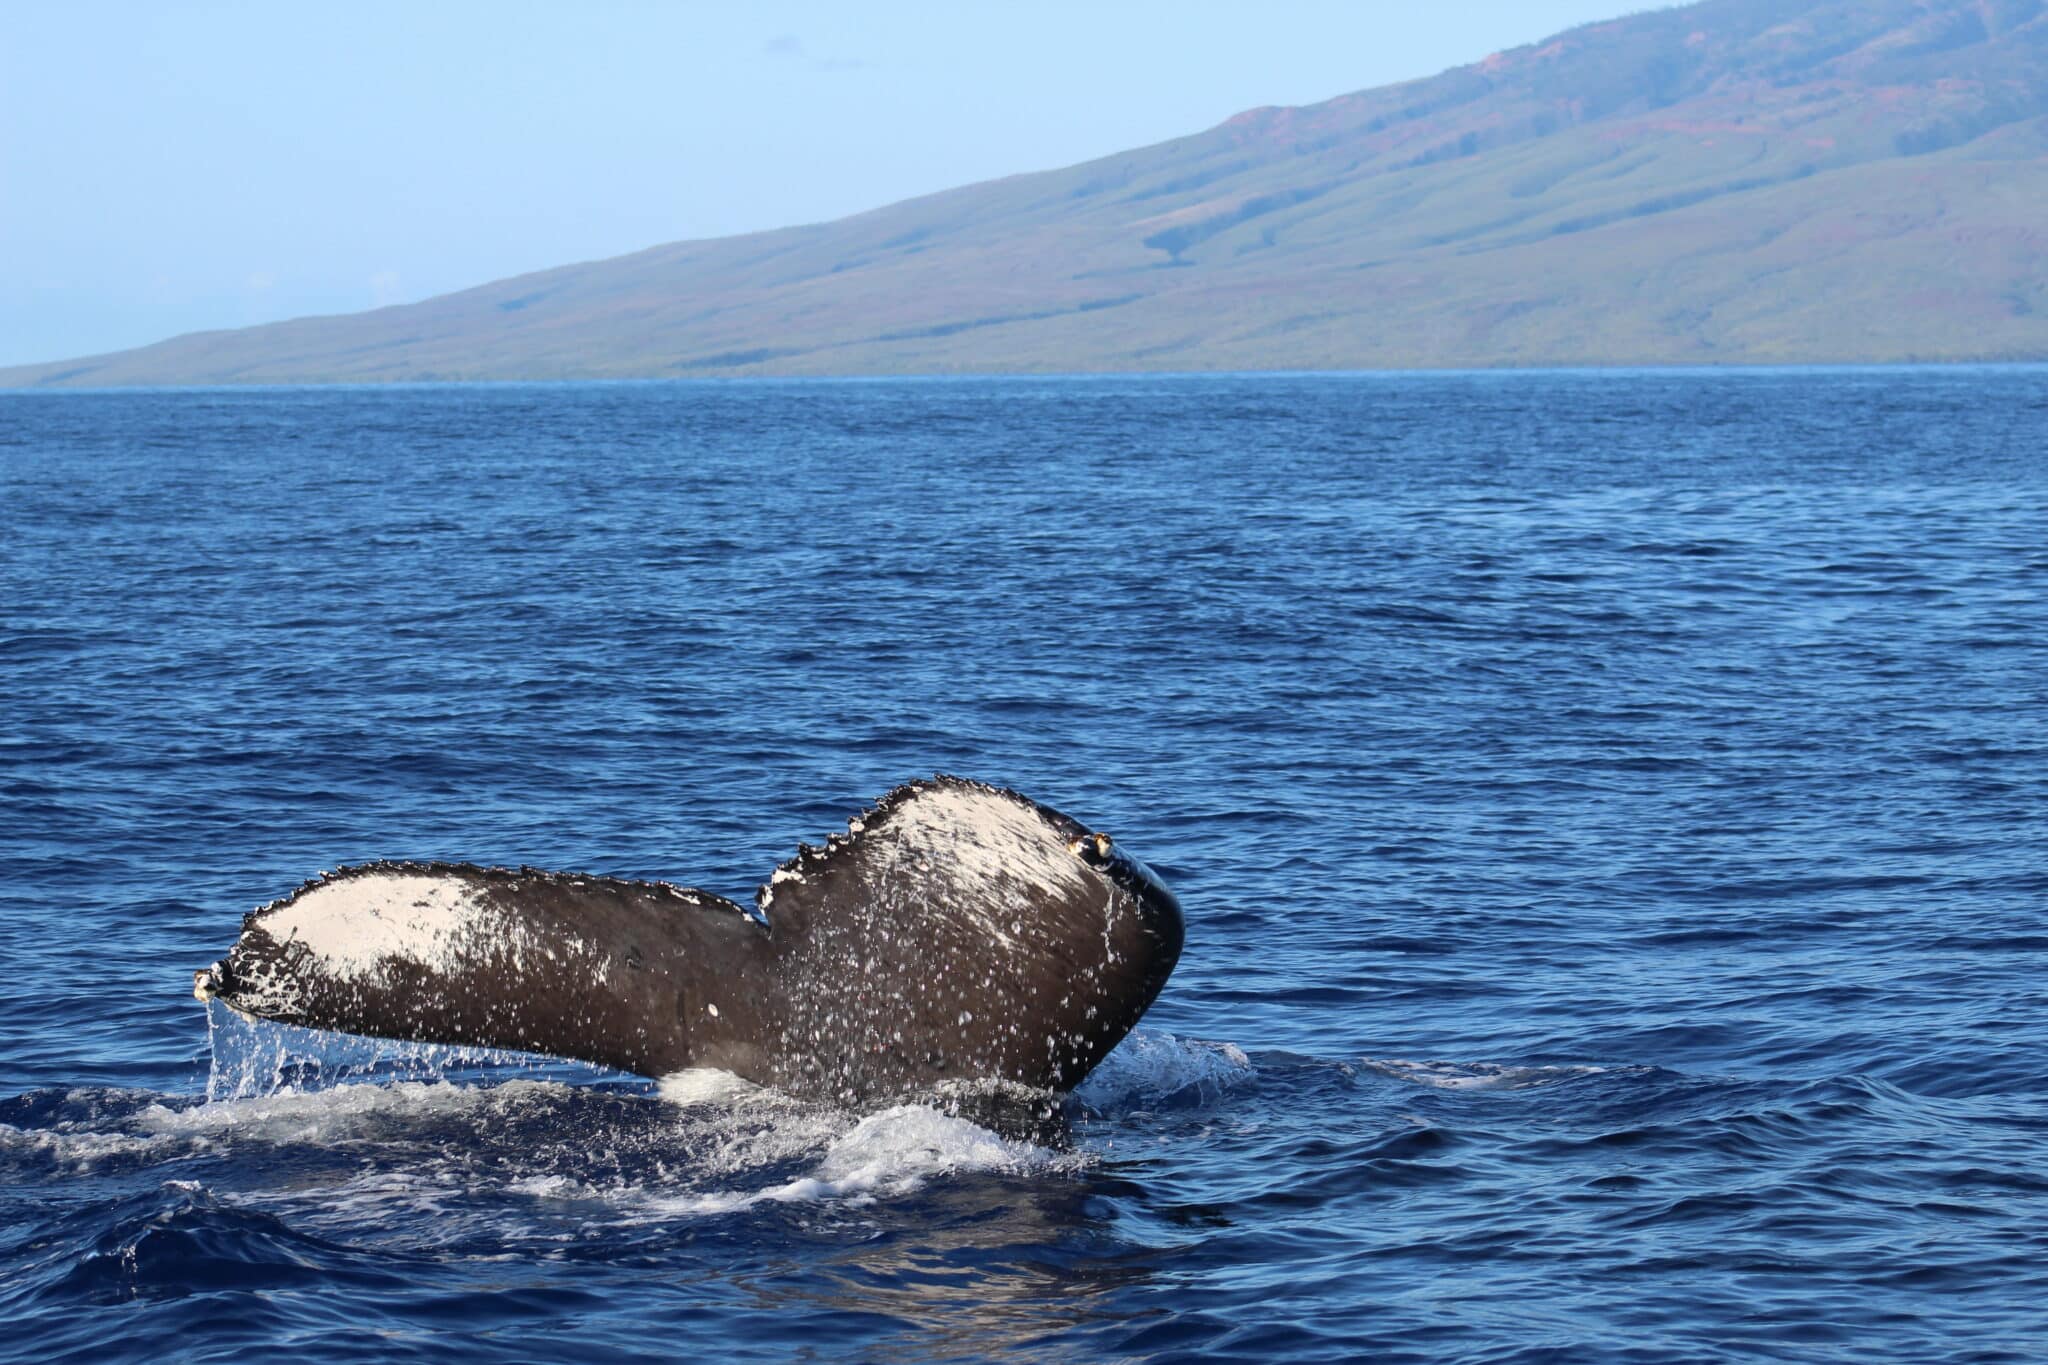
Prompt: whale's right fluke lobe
<box><xmin>756</xmin><ymin>778</ymin><xmax>1184</xmax><ymax>1100</ymax></box>
<box><xmin>194</xmin><ymin>777</ymin><xmax>1185</xmax><ymax>1104</ymax></box>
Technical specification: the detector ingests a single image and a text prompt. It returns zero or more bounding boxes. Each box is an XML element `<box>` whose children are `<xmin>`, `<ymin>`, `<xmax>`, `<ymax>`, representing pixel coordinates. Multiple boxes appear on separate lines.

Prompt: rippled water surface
<box><xmin>3</xmin><ymin>371</ymin><xmax>2046</xmax><ymax>1362</ymax></box>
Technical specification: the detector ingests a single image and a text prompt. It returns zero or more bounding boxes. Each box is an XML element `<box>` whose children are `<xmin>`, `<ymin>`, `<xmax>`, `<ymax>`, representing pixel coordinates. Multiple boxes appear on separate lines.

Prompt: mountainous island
<box><xmin>7</xmin><ymin>0</ymin><xmax>2045</xmax><ymax>385</ymax></box>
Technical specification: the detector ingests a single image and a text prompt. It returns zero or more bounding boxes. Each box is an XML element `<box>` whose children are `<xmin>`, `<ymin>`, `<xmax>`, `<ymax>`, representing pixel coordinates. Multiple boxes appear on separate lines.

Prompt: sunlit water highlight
<box><xmin>3</xmin><ymin>371</ymin><xmax>2045</xmax><ymax>1362</ymax></box>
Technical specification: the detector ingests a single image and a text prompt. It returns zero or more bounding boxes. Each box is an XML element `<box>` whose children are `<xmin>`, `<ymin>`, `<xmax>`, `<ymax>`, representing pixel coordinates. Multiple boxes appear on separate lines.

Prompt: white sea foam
<box><xmin>779</xmin><ymin>1104</ymin><xmax>1051</xmax><ymax>1197</ymax></box>
<box><xmin>656</xmin><ymin>1076</ymin><xmax>850</xmax><ymax>1181</ymax></box>
<box><xmin>630</xmin><ymin>1103</ymin><xmax>1059</xmax><ymax>1220</ymax></box>
<box><xmin>0</xmin><ymin>1122</ymin><xmax>181</xmax><ymax>1170</ymax></box>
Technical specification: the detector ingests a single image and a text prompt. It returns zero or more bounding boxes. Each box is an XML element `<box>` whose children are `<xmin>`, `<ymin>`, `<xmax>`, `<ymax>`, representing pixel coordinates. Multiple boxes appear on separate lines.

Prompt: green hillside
<box><xmin>7</xmin><ymin>0</ymin><xmax>2047</xmax><ymax>385</ymax></box>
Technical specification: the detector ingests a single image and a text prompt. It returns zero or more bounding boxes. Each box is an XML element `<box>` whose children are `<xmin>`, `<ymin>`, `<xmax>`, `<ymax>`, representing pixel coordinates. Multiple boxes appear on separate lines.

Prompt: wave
<box><xmin>1073</xmin><ymin>1029</ymin><xmax>1255</xmax><ymax>1109</ymax></box>
<box><xmin>6</xmin><ymin>1182</ymin><xmax>418</xmax><ymax>1314</ymax></box>
<box><xmin>1360</xmin><ymin>1058</ymin><xmax>1614</xmax><ymax>1092</ymax></box>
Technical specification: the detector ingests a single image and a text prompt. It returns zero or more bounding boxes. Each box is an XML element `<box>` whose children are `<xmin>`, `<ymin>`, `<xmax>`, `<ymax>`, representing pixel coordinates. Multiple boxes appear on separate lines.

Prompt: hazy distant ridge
<box><xmin>8</xmin><ymin>0</ymin><xmax>2047</xmax><ymax>384</ymax></box>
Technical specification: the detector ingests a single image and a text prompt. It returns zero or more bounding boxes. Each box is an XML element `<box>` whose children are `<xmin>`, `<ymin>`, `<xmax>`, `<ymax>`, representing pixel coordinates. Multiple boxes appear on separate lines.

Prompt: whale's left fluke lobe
<box><xmin>194</xmin><ymin>777</ymin><xmax>1184</xmax><ymax>1103</ymax></box>
<box><xmin>193</xmin><ymin>864</ymin><xmax>769</xmax><ymax>1077</ymax></box>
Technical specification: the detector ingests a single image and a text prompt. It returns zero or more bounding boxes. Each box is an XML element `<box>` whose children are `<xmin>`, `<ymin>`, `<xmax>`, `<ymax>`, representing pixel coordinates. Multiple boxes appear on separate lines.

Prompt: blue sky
<box><xmin>2</xmin><ymin>1</ymin><xmax>1644</xmax><ymax>367</ymax></box>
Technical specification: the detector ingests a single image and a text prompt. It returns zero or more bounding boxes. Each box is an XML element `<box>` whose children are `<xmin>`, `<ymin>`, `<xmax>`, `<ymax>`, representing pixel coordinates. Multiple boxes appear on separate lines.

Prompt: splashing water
<box><xmin>202</xmin><ymin>998</ymin><xmax>611</xmax><ymax>1102</ymax></box>
<box><xmin>188</xmin><ymin>997</ymin><xmax>1253</xmax><ymax>1231</ymax></box>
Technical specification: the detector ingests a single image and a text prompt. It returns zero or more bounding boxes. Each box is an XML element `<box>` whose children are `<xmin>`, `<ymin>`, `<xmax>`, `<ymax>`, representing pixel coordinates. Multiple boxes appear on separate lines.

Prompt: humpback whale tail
<box><xmin>194</xmin><ymin>777</ymin><xmax>1184</xmax><ymax>1104</ymax></box>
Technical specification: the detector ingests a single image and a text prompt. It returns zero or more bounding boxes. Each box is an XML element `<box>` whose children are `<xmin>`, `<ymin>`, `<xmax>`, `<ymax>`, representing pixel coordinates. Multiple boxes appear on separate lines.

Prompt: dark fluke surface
<box><xmin>6</xmin><ymin>0</ymin><xmax>2048</xmax><ymax>386</ymax></box>
<box><xmin>3</xmin><ymin>370</ymin><xmax>2046</xmax><ymax>1362</ymax></box>
<box><xmin>195</xmin><ymin>777</ymin><xmax>1184</xmax><ymax>1101</ymax></box>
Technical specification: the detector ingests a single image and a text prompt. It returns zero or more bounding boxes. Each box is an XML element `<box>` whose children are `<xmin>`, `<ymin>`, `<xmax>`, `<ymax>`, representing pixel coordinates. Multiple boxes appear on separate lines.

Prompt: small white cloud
<box><xmin>763</xmin><ymin>33</ymin><xmax>802</xmax><ymax>57</ymax></box>
<box><xmin>370</xmin><ymin>270</ymin><xmax>402</xmax><ymax>308</ymax></box>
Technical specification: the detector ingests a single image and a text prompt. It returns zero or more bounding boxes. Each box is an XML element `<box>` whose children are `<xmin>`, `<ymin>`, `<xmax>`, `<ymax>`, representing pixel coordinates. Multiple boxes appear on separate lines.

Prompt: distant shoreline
<box><xmin>7</xmin><ymin>358</ymin><xmax>2048</xmax><ymax>396</ymax></box>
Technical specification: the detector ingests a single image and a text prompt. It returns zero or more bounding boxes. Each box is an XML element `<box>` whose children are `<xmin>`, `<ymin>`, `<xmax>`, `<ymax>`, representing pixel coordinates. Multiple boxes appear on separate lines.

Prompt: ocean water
<box><xmin>2</xmin><ymin>369</ymin><xmax>2045</xmax><ymax>1363</ymax></box>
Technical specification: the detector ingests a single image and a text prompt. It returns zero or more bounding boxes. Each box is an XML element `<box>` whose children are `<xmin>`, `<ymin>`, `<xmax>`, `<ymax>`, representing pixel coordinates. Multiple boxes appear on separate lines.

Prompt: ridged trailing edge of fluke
<box><xmin>193</xmin><ymin>776</ymin><xmax>1185</xmax><ymax>1104</ymax></box>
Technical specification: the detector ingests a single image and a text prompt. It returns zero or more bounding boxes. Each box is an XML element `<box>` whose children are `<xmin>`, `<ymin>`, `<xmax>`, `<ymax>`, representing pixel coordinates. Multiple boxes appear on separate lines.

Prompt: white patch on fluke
<box><xmin>259</xmin><ymin>873</ymin><xmax>493</xmax><ymax>983</ymax></box>
<box><xmin>875</xmin><ymin>785</ymin><xmax>1090</xmax><ymax>950</ymax></box>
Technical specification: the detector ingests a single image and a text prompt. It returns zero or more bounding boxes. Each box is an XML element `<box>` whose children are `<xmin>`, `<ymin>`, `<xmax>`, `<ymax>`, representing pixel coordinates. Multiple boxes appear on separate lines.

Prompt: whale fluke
<box><xmin>193</xmin><ymin>777</ymin><xmax>1184</xmax><ymax>1104</ymax></box>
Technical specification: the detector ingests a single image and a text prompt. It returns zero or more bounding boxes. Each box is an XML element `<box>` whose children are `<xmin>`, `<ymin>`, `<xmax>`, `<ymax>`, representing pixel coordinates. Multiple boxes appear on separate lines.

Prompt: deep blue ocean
<box><xmin>2</xmin><ymin>370</ymin><xmax>2045</xmax><ymax>1362</ymax></box>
